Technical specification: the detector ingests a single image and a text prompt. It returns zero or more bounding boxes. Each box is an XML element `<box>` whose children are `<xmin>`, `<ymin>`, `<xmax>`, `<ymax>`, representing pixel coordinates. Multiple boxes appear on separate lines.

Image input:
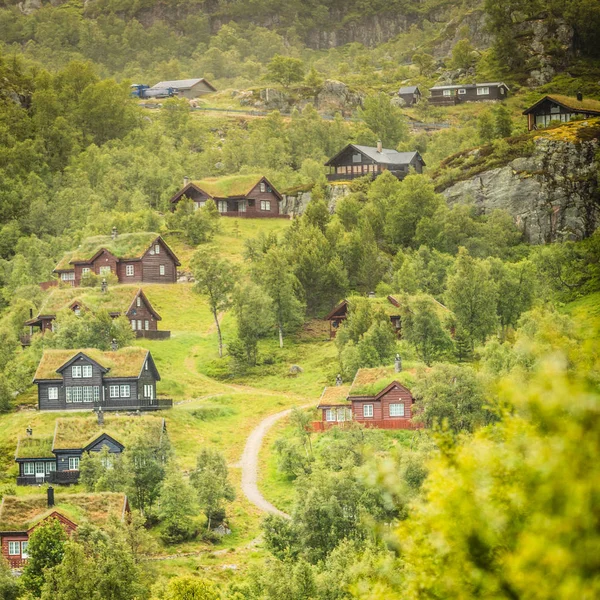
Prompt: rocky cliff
<box><xmin>440</xmin><ymin>122</ymin><xmax>600</xmax><ymax>243</ymax></box>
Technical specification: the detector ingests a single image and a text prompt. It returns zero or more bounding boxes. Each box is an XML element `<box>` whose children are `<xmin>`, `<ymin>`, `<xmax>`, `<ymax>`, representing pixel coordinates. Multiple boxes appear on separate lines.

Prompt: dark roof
<box><xmin>150</xmin><ymin>78</ymin><xmax>216</xmax><ymax>92</ymax></box>
<box><xmin>430</xmin><ymin>82</ymin><xmax>509</xmax><ymax>91</ymax></box>
<box><xmin>325</xmin><ymin>144</ymin><xmax>425</xmax><ymax>167</ymax></box>
<box><xmin>399</xmin><ymin>86</ymin><xmax>419</xmax><ymax>94</ymax></box>
<box><xmin>522</xmin><ymin>94</ymin><xmax>600</xmax><ymax>116</ymax></box>
<box><xmin>169</xmin><ymin>175</ymin><xmax>282</xmax><ymax>204</ymax></box>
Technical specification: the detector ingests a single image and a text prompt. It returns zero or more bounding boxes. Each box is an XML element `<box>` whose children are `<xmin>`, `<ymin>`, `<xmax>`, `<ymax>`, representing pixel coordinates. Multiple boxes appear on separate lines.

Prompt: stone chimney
<box><xmin>377</xmin><ymin>140</ymin><xmax>382</xmax><ymax>153</ymax></box>
<box><xmin>335</xmin><ymin>374</ymin><xmax>343</xmax><ymax>386</ymax></box>
<box><xmin>111</xmin><ymin>338</ymin><xmax>118</xmax><ymax>351</ymax></box>
<box><xmin>183</xmin><ymin>176</ymin><xmax>190</xmax><ymax>188</ymax></box>
<box><xmin>394</xmin><ymin>353</ymin><xmax>402</xmax><ymax>373</ymax></box>
<box><xmin>97</xmin><ymin>407</ymin><xmax>104</xmax><ymax>426</ymax></box>
<box><xmin>111</xmin><ymin>226</ymin><xmax>118</xmax><ymax>240</ymax></box>
<box><xmin>577</xmin><ymin>91</ymin><xmax>583</xmax><ymax>102</ymax></box>
<box><xmin>47</xmin><ymin>486</ymin><xmax>55</xmax><ymax>508</ymax></box>
<box><xmin>26</xmin><ymin>426</ymin><xmax>32</xmax><ymax>437</ymax></box>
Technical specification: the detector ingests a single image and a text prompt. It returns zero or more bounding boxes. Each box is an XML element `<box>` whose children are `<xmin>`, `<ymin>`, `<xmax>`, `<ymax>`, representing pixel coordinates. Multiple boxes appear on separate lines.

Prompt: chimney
<box><xmin>394</xmin><ymin>353</ymin><xmax>402</xmax><ymax>373</ymax></box>
<box><xmin>377</xmin><ymin>140</ymin><xmax>382</xmax><ymax>153</ymax></box>
<box><xmin>29</xmin><ymin>308</ymin><xmax>33</xmax><ymax>319</ymax></box>
<box><xmin>183</xmin><ymin>176</ymin><xmax>190</xmax><ymax>188</ymax></box>
<box><xmin>111</xmin><ymin>226</ymin><xmax>118</xmax><ymax>240</ymax></box>
<box><xmin>335</xmin><ymin>374</ymin><xmax>343</xmax><ymax>386</ymax></box>
<box><xmin>111</xmin><ymin>338</ymin><xmax>118</xmax><ymax>351</ymax></box>
<box><xmin>47</xmin><ymin>486</ymin><xmax>55</xmax><ymax>508</ymax></box>
<box><xmin>97</xmin><ymin>407</ymin><xmax>104</xmax><ymax>426</ymax></box>
<box><xmin>577</xmin><ymin>91</ymin><xmax>583</xmax><ymax>102</ymax></box>
<box><xmin>26</xmin><ymin>426</ymin><xmax>32</xmax><ymax>437</ymax></box>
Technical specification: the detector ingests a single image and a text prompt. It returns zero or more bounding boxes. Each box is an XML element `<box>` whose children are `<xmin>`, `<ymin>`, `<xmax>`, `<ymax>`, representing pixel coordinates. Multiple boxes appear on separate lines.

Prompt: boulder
<box><xmin>289</xmin><ymin>365</ymin><xmax>304</xmax><ymax>374</ymax></box>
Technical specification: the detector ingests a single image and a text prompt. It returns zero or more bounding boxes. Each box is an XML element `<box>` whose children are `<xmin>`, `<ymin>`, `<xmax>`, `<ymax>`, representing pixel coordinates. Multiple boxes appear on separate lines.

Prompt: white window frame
<box><xmin>136</xmin><ymin>297</ymin><xmax>141</xmax><ymax>307</ymax></box>
<box><xmin>363</xmin><ymin>404</ymin><xmax>374</xmax><ymax>418</ymax></box>
<box><xmin>93</xmin><ymin>386</ymin><xmax>100</xmax><ymax>402</ymax></box>
<box><xmin>81</xmin><ymin>267</ymin><xmax>91</xmax><ymax>275</ymax></box>
<box><xmin>48</xmin><ymin>387</ymin><xmax>59</xmax><ymax>400</ymax></box>
<box><xmin>458</xmin><ymin>88</ymin><xmax>466</xmax><ymax>95</ymax></box>
<box><xmin>71</xmin><ymin>387</ymin><xmax>83</xmax><ymax>403</ymax></box>
<box><xmin>154</xmin><ymin>244</ymin><xmax>160</xmax><ymax>254</ymax></box>
<box><xmin>325</xmin><ymin>409</ymin><xmax>336</xmax><ymax>422</ymax></box>
<box><xmin>443</xmin><ymin>89</ymin><xmax>452</xmax><ymax>96</ymax></box>
<box><xmin>8</xmin><ymin>541</ymin><xmax>20</xmax><ymax>556</ymax></box>
<box><xmin>159</xmin><ymin>265</ymin><xmax>165</xmax><ymax>276</ymax></box>
<box><xmin>137</xmin><ymin>319</ymin><xmax>142</xmax><ymax>330</ymax></box>
<box><xmin>143</xmin><ymin>384</ymin><xmax>154</xmax><ymax>399</ymax></box>
<box><xmin>21</xmin><ymin>541</ymin><xmax>29</xmax><ymax>559</ymax></box>
<box><xmin>144</xmin><ymin>320</ymin><xmax>149</xmax><ymax>331</ymax></box>
<box><xmin>126</xmin><ymin>265</ymin><xmax>134</xmax><ymax>277</ymax></box>
<box><xmin>218</xmin><ymin>200</ymin><xmax>228</xmax><ymax>213</ymax></box>
<box><xmin>23</xmin><ymin>462</ymin><xmax>35</xmax><ymax>475</ymax></box>
<box><xmin>131</xmin><ymin>320</ymin><xmax>136</xmax><ymax>331</ymax></box>
<box><xmin>477</xmin><ymin>86</ymin><xmax>490</xmax><ymax>95</ymax></box>
<box><xmin>99</xmin><ymin>266</ymin><xmax>111</xmax><ymax>276</ymax></box>
<box><xmin>68</xmin><ymin>457</ymin><xmax>80</xmax><ymax>470</ymax></box>
<box><xmin>389</xmin><ymin>403</ymin><xmax>405</xmax><ymax>417</ymax></box>
<box><xmin>120</xmin><ymin>385</ymin><xmax>131</xmax><ymax>398</ymax></box>
<box><xmin>47</xmin><ymin>462</ymin><xmax>56</xmax><ymax>474</ymax></box>
<box><xmin>260</xmin><ymin>200</ymin><xmax>271</xmax><ymax>211</ymax></box>
<box><xmin>82</xmin><ymin>365</ymin><xmax>92</xmax><ymax>378</ymax></box>
<box><xmin>260</xmin><ymin>182</ymin><xmax>266</xmax><ymax>192</ymax></box>
<box><xmin>61</xmin><ymin>272</ymin><xmax>75</xmax><ymax>281</ymax></box>
<box><xmin>82</xmin><ymin>386</ymin><xmax>94</xmax><ymax>403</ymax></box>
<box><xmin>72</xmin><ymin>365</ymin><xmax>82</xmax><ymax>378</ymax></box>
<box><xmin>109</xmin><ymin>385</ymin><xmax>120</xmax><ymax>398</ymax></box>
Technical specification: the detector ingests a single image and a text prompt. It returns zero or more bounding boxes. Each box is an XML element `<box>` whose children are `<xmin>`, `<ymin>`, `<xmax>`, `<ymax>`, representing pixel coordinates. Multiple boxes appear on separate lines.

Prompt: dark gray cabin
<box><xmin>399</xmin><ymin>86</ymin><xmax>421</xmax><ymax>105</ymax></box>
<box><xmin>429</xmin><ymin>82</ymin><xmax>509</xmax><ymax>105</ymax></box>
<box><xmin>325</xmin><ymin>143</ymin><xmax>425</xmax><ymax>181</ymax></box>
<box><xmin>522</xmin><ymin>94</ymin><xmax>600</xmax><ymax>131</ymax></box>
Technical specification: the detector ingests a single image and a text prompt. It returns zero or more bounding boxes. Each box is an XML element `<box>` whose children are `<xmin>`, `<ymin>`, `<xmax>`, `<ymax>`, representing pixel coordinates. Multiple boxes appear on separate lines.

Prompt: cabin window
<box><xmin>326</xmin><ymin>409</ymin><xmax>336</xmax><ymax>422</ymax></box>
<box><xmin>94</xmin><ymin>386</ymin><xmax>100</xmax><ymax>402</ymax></box>
<box><xmin>154</xmin><ymin>244</ymin><xmax>160</xmax><ymax>254</ymax></box>
<box><xmin>61</xmin><ymin>272</ymin><xmax>75</xmax><ymax>281</ymax></box>
<box><xmin>131</xmin><ymin>320</ymin><xmax>136</xmax><ymax>331</ymax></box>
<box><xmin>48</xmin><ymin>387</ymin><xmax>59</xmax><ymax>400</ymax></box>
<box><xmin>144</xmin><ymin>384</ymin><xmax>154</xmax><ymax>399</ymax></box>
<box><xmin>353</xmin><ymin>166</ymin><xmax>361</xmax><ymax>174</ymax></box>
<box><xmin>72</xmin><ymin>365</ymin><xmax>82</xmax><ymax>378</ymax></box>
<box><xmin>194</xmin><ymin>200</ymin><xmax>205</xmax><ymax>210</ymax></box>
<box><xmin>82</xmin><ymin>365</ymin><xmax>92</xmax><ymax>378</ymax></box>
<box><xmin>23</xmin><ymin>462</ymin><xmax>35</xmax><ymax>475</ymax></box>
<box><xmin>336</xmin><ymin>408</ymin><xmax>347</xmax><ymax>422</ymax></box>
<box><xmin>120</xmin><ymin>385</ymin><xmax>131</xmax><ymax>398</ymax></box>
<box><xmin>101</xmin><ymin>456</ymin><xmax>113</xmax><ymax>469</ymax></box>
<box><xmin>82</xmin><ymin>268</ymin><xmax>91</xmax><ymax>275</ymax></box>
<box><xmin>363</xmin><ymin>404</ymin><xmax>374</xmax><ymax>418</ymax></box>
<box><xmin>352</xmin><ymin>153</ymin><xmax>362</xmax><ymax>163</ymax></box>
<box><xmin>126</xmin><ymin>265</ymin><xmax>134</xmax><ymax>277</ymax></box>
<box><xmin>82</xmin><ymin>386</ymin><xmax>94</xmax><ymax>403</ymax></box>
<box><xmin>73</xmin><ymin>307</ymin><xmax>81</xmax><ymax>316</ymax></box>
<box><xmin>477</xmin><ymin>87</ymin><xmax>490</xmax><ymax>95</ymax></box>
<box><xmin>159</xmin><ymin>265</ymin><xmax>165</xmax><ymax>276</ymax></box>
<box><xmin>68</xmin><ymin>457</ymin><xmax>80</xmax><ymax>470</ymax></box>
<box><xmin>458</xmin><ymin>88</ymin><xmax>466</xmax><ymax>94</ymax></box>
<box><xmin>145</xmin><ymin>361</ymin><xmax>148</xmax><ymax>371</ymax></box>
<box><xmin>260</xmin><ymin>200</ymin><xmax>271</xmax><ymax>211</ymax></box>
<box><xmin>8</xmin><ymin>542</ymin><xmax>20</xmax><ymax>556</ymax></box>
<box><xmin>550</xmin><ymin>104</ymin><xmax>560</xmax><ymax>113</ymax></box>
<box><xmin>99</xmin><ymin>266</ymin><xmax>111</xmax><ymax>276</ymax></box>
<box><xmin>218</xmin><ymin>200</ymin><xmax>228</xmax><ymax>213</ymax></box>
<box><xmin>137</xmin><ymin>320</ymin><xmax>143</xmax><ymax>330</ymax></box>
<box><xmin>144</xmin><ymin>320</ymin><xmax>149</xmax><ymax>330</ymax></box>
<box><xmin>46</xmin><ymin>462</ymin><xmax>56</xmax><ymax>474</ymax></box>
<box><xmin>260</xmin><ymin>182</ymin><xmax>266</xmax><ymax>192</ymax></box>
<box><xmin>66</xmin><ymin>387</ymin><xmax>83</xmax><ymax>403</ymax></box>
<box><xmin>389</xmin><ymin>403</ymin><xmax>405</xmax><ymax>417</ymax></box>
<box><xmin>443</xmin><ymin>89</ymin><xmax>452</xmax><ymax>96</ymax></box>
<box><xmin>21</xmin><ymin>542</ymin><xmax>29</xmax><ymax>559</ymax></box>
<box><xmin>500</xmin><ymin>87</ymin><xmax>505</xmax><ymax>95</ymax></box>
<box><xmin>337</xmin><ymin>166</ymin><xmax>345</xmax><ymax>174</ymax></box>
<box><xmin>109</xmin><ymin>385</ymin><xmax>120</xmax><ymax>398</ymax></box>
<box><xmin>136</xmin><ymin>297</ymin><xmax>142</xmax><ymax>307</ymax></box>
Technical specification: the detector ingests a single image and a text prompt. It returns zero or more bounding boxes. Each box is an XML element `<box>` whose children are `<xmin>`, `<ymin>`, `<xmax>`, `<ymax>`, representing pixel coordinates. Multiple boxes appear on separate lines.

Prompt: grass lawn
<box><xmin>563</xmin><ymin>291</ymin><xmax>600</xmax><ymax>339</ymax></box>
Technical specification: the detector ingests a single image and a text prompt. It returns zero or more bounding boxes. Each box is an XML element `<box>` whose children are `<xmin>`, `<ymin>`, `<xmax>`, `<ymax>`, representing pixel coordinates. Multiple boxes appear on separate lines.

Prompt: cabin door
<box><xmin>35</xmin><ymin>462</ymin><xmax>46</xmax><ymax>483</ymax></box>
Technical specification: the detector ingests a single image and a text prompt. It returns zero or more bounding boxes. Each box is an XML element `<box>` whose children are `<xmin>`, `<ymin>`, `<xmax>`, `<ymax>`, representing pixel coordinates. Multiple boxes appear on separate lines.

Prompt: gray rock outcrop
<box><xmin>281</xmin><ymin>184</ymin><xmax>350</xmax><ymax>217</ymax></box>
<box><xmin>441</xmin><ymin>134</ymin><xmax>599</xmax><ymax>243</ymax></box>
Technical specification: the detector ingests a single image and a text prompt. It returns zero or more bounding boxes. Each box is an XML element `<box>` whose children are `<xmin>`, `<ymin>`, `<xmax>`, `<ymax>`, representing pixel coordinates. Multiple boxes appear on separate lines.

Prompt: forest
<box><xmin>0</xmin><ymin>0</ymin><xmax>599</xmax><ymax>598</ymax></box>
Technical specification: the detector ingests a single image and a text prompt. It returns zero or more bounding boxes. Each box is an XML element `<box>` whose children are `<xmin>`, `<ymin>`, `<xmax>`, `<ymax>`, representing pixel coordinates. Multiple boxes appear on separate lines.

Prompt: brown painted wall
<box><xmin>140</xmin><ymin>240</ymin><xmax>178</xmax><ymax>283</ymax></box>
<box><xmin>126</xmin><ymin>297</ymin><xmax>159</xmax><ymax>331</ymax></box>
<box><xmin>1</xmin><ymin>533</ymin><xmax>28</xmax><ymax>569</ymax></box>
<box><xmin>352</xmin><ymin>386</ymin><xmax>414</xmax><ymax>422</ymax></box>
<box><xmin>116</xmin><ymin>261</ymin><xmax>143</xmax><ymax>283</ymax></box>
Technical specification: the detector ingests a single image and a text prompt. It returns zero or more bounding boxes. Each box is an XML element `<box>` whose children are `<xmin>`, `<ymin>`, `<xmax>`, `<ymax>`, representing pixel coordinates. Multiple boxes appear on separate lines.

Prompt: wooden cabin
<box><xmin>398</xmin><ymin>85</ymin><xmax>421</xmax><ymax>105</ymax></box>
<box><xmin>324</xmin><ymin>143</ymin><xmax>425</xmax><ymax>181</ymax></box>
<box><xmin>23</xmin><ymin>287</ymin><xmax>168</xmax><ymax>346</ymax></box>
<box><xmin>314</xmin><ymin>367</ymin><xmax>421</xmax><ymax>431</ymax></box>
<box><xmin>53</xmin><ymin>232</ymin><xmax>180</xmax><ymax>287</ymax></box>
<box><xmin>0</xmin><ymin>489</ymin><xmax>128</xmax><ymax>568</ymax></box>
<box><xmin>428</xmin><ymin>82</ymin><xmax>509</xmax><ymax>105</ymax></box>
<box><xmin>169</xmin><ymin>174</ymin><xmax>287</xmax><ymax>218</ymax></box>
<box><xmin>150</xmin><ymin>78</ymin><xmax>216</xmax><ymax>99</ymax></box>
<box><xmin>522</xmin><ymin>93</ymin><xmax>600</xmax><ymax>131</ymax></box>
<box><xmin>15</xmin><ymin>416</ymin><xmax>166</xmax><ymax>486</ymax></box>
<box><xmin>325</xmin><ymin>295</ymin><xmax>402</xmax><ymax>338</ymax></box>
<box><xmin>33</xmin><ymin>348</ymin><xmax>171</xmax><ymax>412</ymax></box>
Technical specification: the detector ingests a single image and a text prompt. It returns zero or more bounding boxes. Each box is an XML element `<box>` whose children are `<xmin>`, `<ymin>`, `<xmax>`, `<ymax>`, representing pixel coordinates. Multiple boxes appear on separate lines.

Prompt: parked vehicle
<box><xmin>130</xmin><ymin>84</ymin><xmax>178</xmax><ymax>99</ymax></box>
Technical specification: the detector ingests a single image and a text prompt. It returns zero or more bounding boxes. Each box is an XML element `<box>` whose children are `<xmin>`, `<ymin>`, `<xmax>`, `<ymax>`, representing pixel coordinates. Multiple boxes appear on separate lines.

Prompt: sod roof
<box><xmin>15</xmin><ymin>437</ymin><xmax>54</xmax><ymax>459</ymax></box>
<box><xmin>524</xmin><ymin>94</ymin><xmax>600</xmax><ymax>115</ymax></box>
<box><xmin>349</xmin><ymin>367</ymin><xmax>415</xmax><ymax>397</ymax></box>
<box><xmin>317</xmin><ymin>386</ymin><xmax>351</xmax><ymax>407</ymax></box>
<box><xmin>32</xmin><ymin>286</ymin><xmax>155</xmax><ymax>318</ymax></box>
<box><xmin>192</xmin><ymin>174</ymin><xmax>265</xmax><ymax>198</ymax></box>
<box><xmin>53</xmin><ymin>415</ymin><xmax>166</xmax><ymax>450</ymax></box>
<box><xmin>33</xmin><ymin>347</ymin><xmax>149</xmax><ymax>381</ymax></box>
<box><xmin>0</xmin><ymin>492</ymin><xmax>127</xmax><ymax>531</ymax></box>
<box><xmin>55</xmin><ymin>232</ymin><xmax>160</xmax><ymax>270</ymax></box>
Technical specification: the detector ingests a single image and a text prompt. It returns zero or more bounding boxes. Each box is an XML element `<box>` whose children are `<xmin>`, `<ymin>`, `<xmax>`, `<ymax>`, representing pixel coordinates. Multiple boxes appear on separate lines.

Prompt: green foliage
<box><xmin>160</xmin><ymin>576</ymin><xmax>220</xmax><ymax>600</ymax></box>
<box><xmin>167</xmin><ymin>199</ymin><xmax>220</xmax><ymax>245</ymax></box>
<box><xmin>0</xmin><ymin>557</ymin><xmax>21</xmax><ymax>600</ymax></box>
<box><xmin>403</xmin><ymin>298</ymin><xmax>452</xmax><ymax>365</ymax></box>
<box><xmin>158</xmin><ymin>464</ymin><xmax>198</xmax><ymax>544</ymax></box>
<box><xmin>451</xmin><ymin>38</ymin><xmax>476</xmax><ymax>70</ymax></box>
<box><xmin>22</xmin><ymin>518</ymin><xmax>68</xmax><ymax>597</ymax></box>
<box><xmin>267</xmin><ymin>55</ymin><xmax>305</xmax><ymax>88</ymax></box>
<box><xmin>359</xmin><ymin>93</ymin><xmax>408</xmax><ymax>147</ymax></box>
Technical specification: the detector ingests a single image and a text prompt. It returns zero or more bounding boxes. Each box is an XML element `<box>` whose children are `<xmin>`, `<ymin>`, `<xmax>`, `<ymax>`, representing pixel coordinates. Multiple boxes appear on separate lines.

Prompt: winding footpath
<box><xmin>240</xmin><ymin>407</ymin><xmax>296</xmax><ymax>519</ymax></box>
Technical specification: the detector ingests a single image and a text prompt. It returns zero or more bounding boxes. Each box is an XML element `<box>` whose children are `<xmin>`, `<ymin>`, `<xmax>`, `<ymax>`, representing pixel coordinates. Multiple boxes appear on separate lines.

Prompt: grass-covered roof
<box><xmin>347</xmin><ymin>295</ymin><xmax>402</xmax><ymax>317</ymax></box>
<box><xmin>0</xmin><ymin>492</ymin><xmax>127</xmax><ymax>531</ymax></box>
<box><xmin>192</xmin><ymin>174</ymin><xmax>264</xmax><ymax>198</ymax></box>
<box><xmin>53</xmin><ymin>415</ymin><xmax>165</xmax><ymax>450</ymax></box>
<box><xmin>55</xmin><ymin>232</ymin><xmax>159</xmax><ymax>270</ymax></box>
<box><xmin>33</xmin><ymin>347</ymin><xmax>149</xmax><ymax>381</ymax></box>
<box><xmin>545</xmin><ymin>94</ymin><xmax>600</xmax><ymax>114</ymax></box>
<box><xmin>318</xmin><ymin>386</ymin><xmax>351</xmax><ymax>407</ymax></box>
<box><xmin>15</xmin><ymin>436</ymin><xmax>54</xmax><ymax>459</ymax></box>
<box><xmin>350</xmin><ymin>367</ymin><xmax>415</xmax><ymax>397</ymax></box>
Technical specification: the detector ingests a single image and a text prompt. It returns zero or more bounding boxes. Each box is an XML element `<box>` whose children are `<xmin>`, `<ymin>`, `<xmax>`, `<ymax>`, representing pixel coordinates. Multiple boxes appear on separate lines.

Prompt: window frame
<box><xmin>8</xmin><ymin>541</ymin><xmax>20</xmax><ymax>556</ymax></box>
<box><xmin>260</xmin><ymin>200</ymin><xmax>271</xmax><ymax>211</ymax></box>
<box><xmin>120</xmin><ymin>385</ymin><xmax>131</xmax><ymax>398</ymax></box>
<box><xmin>109</xmin><ymin>385</ymin><xmax>120</xmax><ymax>398</ymax></box>
<box><xmin>325</xmin><ymin>409</ymin><xmax>336</xmax><ymax>422</ymax></box>
<box><xmin>72</xmin><ymin>365</ymin><xmax>82</xmax><ymax>378</ymax></box>
<box><xmin>442</xmin><ymin>89</ymin><xmax>453</xmax><ymax>96</ymax></box>
<box><xmin>126</xmin><ymin>264</ymin><xmax>134</xmax><ymax>277</ymax></box>
<box><xmin>82</xmin><ymin>365</ymin><xmax>92</xmax><ymax>378</ymax></box>
<box><xmin>68</xmin><ymin>457</ymin><xmax>80</xmax><ymax>471</ymax></box>
<box><xmin>159</xmin><ymin>265</ymin><xmax>165</xmax><ymax>276</ymax></box>
<box><xmin>363</xmin><ymin>404</ymin><xmax>374</xmax><ymax>418</ymax></box>
<box><xmin>389</xmin><ymin>403</ymin><xmax>405</xmax><ymax>417</ymax></box>
<box><xmin>23</xmin><ymin>462</ymin><xmax>35</xmax><ymax>475</ymax></box>
<box><xmin>99</xmin><ymin>266</ymin><xmax>111</xmax><ymax>276</ymax></box>
<box><xmin>82</xmin><ymin>386</ymin><xmax>94</xmax><ymax>403</ymax></box>
<box><xmin>477</xmin><ymin>86</ymin><xmax>490</xmax><ymax>95</ymax></box>
<box><xmin>21</xmin><ymin>541</ymin><xmax>29</xmax><ymax>559</ymax></box>
<box><xmin>458</xmin><ymin>88</ymin><xmax>466</xmax><ymax>95</ymax></box>
<box><xmin>259</xmin><ymin>182</ymin><xmax>266</xmax><ymax>192</ymax></box>
<box><xmin>154</xmin><ymin>244</ymin><xmax>160</xmax><ymax>254</ymax></box>
<box><xmin>48</xmin><ymin>387</ymin><xmax>59</xmax><ymax>400</ymax></box>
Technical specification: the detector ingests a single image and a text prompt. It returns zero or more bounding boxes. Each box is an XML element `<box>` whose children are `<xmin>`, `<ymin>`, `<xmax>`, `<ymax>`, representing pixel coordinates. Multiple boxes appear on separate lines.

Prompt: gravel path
<box><xmin>240</xmin><ymin>407</ymin><xmax>295</xmax><ymax>519</ymax></box>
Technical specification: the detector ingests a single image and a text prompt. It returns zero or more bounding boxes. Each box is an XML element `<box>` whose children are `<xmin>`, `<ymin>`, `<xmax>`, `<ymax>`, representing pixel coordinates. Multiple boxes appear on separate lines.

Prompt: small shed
<box><xmin>399</xmin><ymin>86</ymin><xmax>421</xmax><ymax>105</ymax></box>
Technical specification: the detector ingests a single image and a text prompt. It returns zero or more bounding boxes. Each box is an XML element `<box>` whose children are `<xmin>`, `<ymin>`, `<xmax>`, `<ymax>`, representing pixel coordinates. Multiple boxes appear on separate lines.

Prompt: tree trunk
<box><xmin>214</xmin><ymin>309</ymin><xmax>223</xmax><ymax>358</ymax></box>
<box><xmin>278</xmin><ymin>320</ymin><xmax>284</xmax><ymax>349</ymax></box>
